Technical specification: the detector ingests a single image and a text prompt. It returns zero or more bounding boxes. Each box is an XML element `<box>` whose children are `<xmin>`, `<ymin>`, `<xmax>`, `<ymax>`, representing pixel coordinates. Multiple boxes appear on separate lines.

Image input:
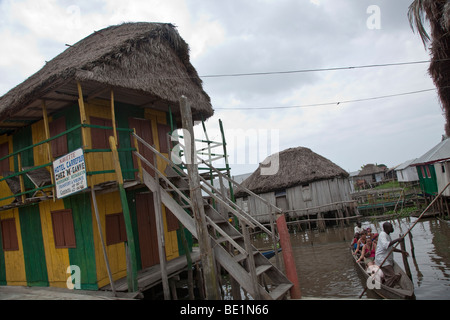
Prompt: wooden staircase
<box><xmin>134</xmin><ymin>134</ymin><xmax>293</xmax><ymax>300</ymax></box>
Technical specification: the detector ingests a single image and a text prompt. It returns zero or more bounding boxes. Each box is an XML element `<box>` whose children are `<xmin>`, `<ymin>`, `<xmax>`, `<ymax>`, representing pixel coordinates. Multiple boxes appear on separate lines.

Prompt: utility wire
<box><xmin>200</xmin><ymin>60</ymin><xmax>433</xmax><ymax>78</ymax></box>
<box><xmin>214</xmin><ymin>87</ymin><xmax>437</xmax><ymax>110</ymax></box>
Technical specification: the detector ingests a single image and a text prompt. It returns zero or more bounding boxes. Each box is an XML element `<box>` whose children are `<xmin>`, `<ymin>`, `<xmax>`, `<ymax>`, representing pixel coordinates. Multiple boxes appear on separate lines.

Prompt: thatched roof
<box><xmin>235</xmin><ymin>147</ymin><xmax>348</xmax><ymax>197</ymax></box>
<box><xmin>357</xmin><ymin>164</ymin><xmax>386</xmax><ymax>176</ymax></box>
<box><xmin>0</xmin><ymin>22</ymin><xmax>213</xmax><ymax>134</ymax></box>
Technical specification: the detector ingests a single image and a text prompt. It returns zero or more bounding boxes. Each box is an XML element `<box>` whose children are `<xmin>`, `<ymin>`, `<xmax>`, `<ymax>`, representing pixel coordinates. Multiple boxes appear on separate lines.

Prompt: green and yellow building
<box><xmin>0</xmin><ymin>23</ymin><xmax>213</xmax><ymax>291</ymax></box>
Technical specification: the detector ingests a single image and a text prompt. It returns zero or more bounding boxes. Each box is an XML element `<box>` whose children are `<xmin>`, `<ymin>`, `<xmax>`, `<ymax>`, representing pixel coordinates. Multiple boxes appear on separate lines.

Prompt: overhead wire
<box><xmin>214</xmin><ymin>88</ymin><xmax>439</xmax><ymax>110</ymax></box>
<box><xmin>199</xmin><ymin>60</ymin><xmax>434</xmax><ymax>78</ymax></box>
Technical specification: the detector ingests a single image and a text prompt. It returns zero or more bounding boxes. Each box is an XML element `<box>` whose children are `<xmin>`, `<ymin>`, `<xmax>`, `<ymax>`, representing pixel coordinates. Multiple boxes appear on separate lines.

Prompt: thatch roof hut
<box><xmin>0</xmin><ymin>22</ymin><xmax>213</xmax><ymax>134</ymax></box>
<box><xmin>236</xmin><ymin>147</ymin><xmax>349</xmax><ymax>197</ymax></box>
<box><xmin>235</xmin><ymin>147</ymin><xmax>356</xmax><ymax>228</ymax></box>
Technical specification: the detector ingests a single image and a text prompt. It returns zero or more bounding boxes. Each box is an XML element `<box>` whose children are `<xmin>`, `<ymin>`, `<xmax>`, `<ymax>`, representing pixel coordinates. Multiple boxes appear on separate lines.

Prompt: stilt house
<box><xmin>235</xmin><ymin>147</ymin><xmax>358</xmax><ymax>230</ymax></box>
<box><xmin>0</xmin><ymin>23</ymin><xmax>213</xmax><ymax>292</ymax></box>
<box><xmin>411</xmin><ymin>137</ymin><xmax>450</xmax><ymax>197</ymax></box>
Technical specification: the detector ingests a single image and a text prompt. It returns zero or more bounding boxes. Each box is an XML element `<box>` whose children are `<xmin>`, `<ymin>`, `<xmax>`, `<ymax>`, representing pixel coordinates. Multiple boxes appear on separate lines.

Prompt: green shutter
<box><xmin>19</xmin><ymin>205</ymin><xmax>49</xmax><ymax>286</ymax></box>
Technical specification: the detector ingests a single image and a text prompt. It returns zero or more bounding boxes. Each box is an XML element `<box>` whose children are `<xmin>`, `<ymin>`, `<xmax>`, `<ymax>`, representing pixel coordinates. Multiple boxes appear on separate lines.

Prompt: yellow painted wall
<box><xmin>85</xmin><ymin>100</ymin><xmax>116</xmax><ymax>186</ymax></box>
<box><xmin>1</xmin><ymin>99</ymin><xmax>181</xmax><ymax>289</ymax></box>
<box><xmin>38</xmin><ymin>199</ymin><xmax>70</xmax><ymax>288</ymax></box>
<box><xmin>1</xmin><ymin>208</ymin><xmax>27</xmax><ymax>286</ymax></box>
<box><xmin>0</xmin><ymin>134</ymin><xmax>15</xmax><ymax>207</ymax></box>
<box><xmin>92</xmin><ymin>191</ymin><xmax>127</xmax><ymax>288</ymax></box>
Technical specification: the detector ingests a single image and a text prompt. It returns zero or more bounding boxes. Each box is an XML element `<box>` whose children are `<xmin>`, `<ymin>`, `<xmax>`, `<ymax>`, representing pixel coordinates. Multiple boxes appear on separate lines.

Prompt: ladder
<box><xmin>133</xmin><ymin>133</ymin><xmax>293</xmax><ymax>300</ymax></box>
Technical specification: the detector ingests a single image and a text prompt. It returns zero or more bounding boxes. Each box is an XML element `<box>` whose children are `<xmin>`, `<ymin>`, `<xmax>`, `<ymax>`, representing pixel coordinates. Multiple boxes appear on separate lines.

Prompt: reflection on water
<box><xmin>253</xmin><ymin>217</ymin><xmax>450</xmax><ymax>299</ymax></box>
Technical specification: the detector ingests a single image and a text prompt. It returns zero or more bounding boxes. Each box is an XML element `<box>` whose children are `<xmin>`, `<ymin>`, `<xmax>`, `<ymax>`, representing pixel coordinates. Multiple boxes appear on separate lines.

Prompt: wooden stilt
<box><xmin>276</xmin><ymin>213</ymin><xmax>301</xmax><ymax>299</ymax></box>
<box><xmin>91</xmin><ymin>186</ymin><xmax>117</xmax><ymax>296</ymax></box>
<box><xmin>109</xmin><ymin>136</ymin><xmax>138</xmax><ymax>292</ymax></box>
<box><xmin>41</xmin><ymin>100</ymin><xmax>56</xmax><ymax>201</ymax></box>
<box><xmin>152</xmin><ymin>150</ymin><xmax>170</xmax><ymax>300</ymax></box>
<box><xmin>179</xmin><ymin>96</ymin><xmax>220</xmax><ymax>300</ymax></box>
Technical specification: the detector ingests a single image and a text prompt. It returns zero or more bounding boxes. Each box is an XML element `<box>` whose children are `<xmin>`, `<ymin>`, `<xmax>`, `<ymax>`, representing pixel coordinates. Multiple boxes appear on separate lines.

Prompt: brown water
<box><xmin>253</xmin><ymin>217</ymin><xmax>450</xmax><ymax>299</ymax></box>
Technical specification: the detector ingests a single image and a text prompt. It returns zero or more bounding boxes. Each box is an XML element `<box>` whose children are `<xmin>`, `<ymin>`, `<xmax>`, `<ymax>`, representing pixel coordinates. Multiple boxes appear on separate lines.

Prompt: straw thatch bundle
<box><xmin>408</xmin><ymin>1</ymin><xmax>450</xmax><ymax>135</ymax></box>
<box><xmin>0</xmin><ymin>22</ymin><xmax>213</xmax><ymax>123</ymax></box>
<box><xmin>236</xmin><ymin>146</ymin><xmax>348</xmax><ymax>197</ymax></box>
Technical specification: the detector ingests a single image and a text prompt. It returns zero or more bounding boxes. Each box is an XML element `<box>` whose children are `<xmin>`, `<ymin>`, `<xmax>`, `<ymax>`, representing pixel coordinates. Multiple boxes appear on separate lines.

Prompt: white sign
<box><xmin>53</xmin><ymin>148</ymin><xmax>88</xmax><ymax>199</ymax></box>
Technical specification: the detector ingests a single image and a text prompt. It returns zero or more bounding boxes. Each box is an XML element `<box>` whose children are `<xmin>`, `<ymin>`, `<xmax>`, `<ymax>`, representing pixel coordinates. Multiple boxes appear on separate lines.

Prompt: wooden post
<box><xmin>41</xmin><ymin>100</ymin><xmax>56</xmax><ymax>201</ymax></box>
<box><xmin>276</xmin><ymin>213</ymin><xmax>301</xmax><ymax>299</ymax></box>
<box><xmin>133</xmin><ymin>129</ymin><xmax>143</xmax><ymax>183</ymax></box>
<box><xmin>152</xmin><ymin>150</ymin><xmax>171</xmax><ymax>300</ymax></box>
<box><xmin>179</xmin><ymin>96</ymin><xmax>220</xmax><ymax>300</ymax></box>
<box><xmin>109</xmin><ymin>136</ymin><xmax>138</xmax><ymax>292</ymax></box>
<box><xmin>241</xmin><ymin>221</ymin><xmax>261</xmax><ymax>299</ymax></box>
<box><xmin>76</xmin><ymin>82</ymin><xmax>89</xmax><ymax>149</ymax></box>
<box><xmin>91</xmin><ymin>187</ymin><xmax>117</xmax><ymax>296</ymax></box>
<box><xmin>110</xmin><ymin>90</ymin><xmax>118</xmax><ymax>147</ymax></box>
<box><xmin>17</xmin><ymin>153</ymin><xmax>26</xmax><ymax>203</ymax></box>
<box><xmin>268</xmin><ymin>203</ymin><xmax>281</xmax><ymax>269</ymax></box>
<box><xmin>399</xmin><ymin>234</ymin><xmax>413</xmax><ymax>281</ymax></box>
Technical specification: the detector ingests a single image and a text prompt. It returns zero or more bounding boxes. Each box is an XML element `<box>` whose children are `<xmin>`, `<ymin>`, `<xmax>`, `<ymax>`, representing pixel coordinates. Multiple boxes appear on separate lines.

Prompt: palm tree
<box><xmin>408</xmin><ymin>0</ymin><xmax>450</xmax><ymax>135</ymax></box>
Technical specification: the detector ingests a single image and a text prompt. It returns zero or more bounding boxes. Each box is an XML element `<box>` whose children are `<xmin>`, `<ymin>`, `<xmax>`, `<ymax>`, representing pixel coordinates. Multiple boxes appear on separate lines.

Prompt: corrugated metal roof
<box><xmin>395</xmin><ymin>159</ymin><xmax>417</xmax><ymax>171</ymax></box>
<box><xmin>412</xmin><ymin>138</ymin><xmax>450</xmax><ymax>166</ymax></box>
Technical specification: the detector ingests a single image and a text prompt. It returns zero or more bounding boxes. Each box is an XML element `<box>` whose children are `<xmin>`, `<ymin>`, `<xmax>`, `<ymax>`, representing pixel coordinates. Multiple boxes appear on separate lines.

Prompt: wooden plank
<box><xmin>152</xmin><ymin>151</ymin><xmax>170</xmax><ymax>300</ymax></box>
<box><xmin>179</xmin><ymin>96</ymin><xmax>220</xmax><ymax>300</ymax></box>
<box><xmin>91</xmin><ymin>187</ymin><xmax>117</xmax><ymax>296</ymax></box>
<box><xmin>109</xmin><ymin>136</ymin><xmax>138</xmax><ymax>292</ymax></box>
<box><xmin>142</xmin><ymin>169</ymin><xmax>196</xmax><ymax>237</ymax></box>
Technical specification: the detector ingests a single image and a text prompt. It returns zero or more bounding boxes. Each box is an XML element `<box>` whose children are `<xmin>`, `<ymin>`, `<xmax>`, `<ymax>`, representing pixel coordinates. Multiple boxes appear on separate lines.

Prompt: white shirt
<box><xmin>375</xmin><ymin>231</ymin><xmax>394</xmax><ymax>267</ymax></box>
<box><xmin>354</xmin><ymin>226</ymin><xmax>363</xmax><ymax>234</ymax></box>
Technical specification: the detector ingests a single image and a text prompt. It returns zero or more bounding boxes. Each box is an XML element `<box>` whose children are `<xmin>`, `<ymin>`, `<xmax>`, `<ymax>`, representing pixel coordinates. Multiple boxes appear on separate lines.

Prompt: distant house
<box><xmin>348</xmin><ymin>170</ymin><xmax>360</xmax><ymax>193</ymax></box>
<box><xmin>235</xmin><ymin>147</ymin><xmax>358</xmax><ymax>228</ymax></box>
<box><xmin>356</xmin><ymin>164</ymin><xmax>387</xmax><ymax>187</ymax></box>
<box><xmin>411</xmin><ymin>137</ymin><xmax>450</xmax><ymax>197</ymax></box>
<box><xmin>395</xmin><ymin>159</ymin><xmax>419</xmax><ymax>184</ymax></box>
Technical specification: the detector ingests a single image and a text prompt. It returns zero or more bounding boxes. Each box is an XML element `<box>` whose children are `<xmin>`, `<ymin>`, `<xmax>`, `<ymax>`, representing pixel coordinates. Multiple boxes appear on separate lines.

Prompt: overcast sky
<box><xmin>0</xmin><ymin>0</ymin><xmax>444</xmax><ymax>176</ymax></box>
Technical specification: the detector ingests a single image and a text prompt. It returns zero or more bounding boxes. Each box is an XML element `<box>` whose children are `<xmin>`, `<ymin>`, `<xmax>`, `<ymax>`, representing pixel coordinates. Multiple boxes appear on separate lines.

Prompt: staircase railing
<box><xmin>131</xmin><ymin>132</ymin><xmax>281</xmax><ymax>243</ymax></box>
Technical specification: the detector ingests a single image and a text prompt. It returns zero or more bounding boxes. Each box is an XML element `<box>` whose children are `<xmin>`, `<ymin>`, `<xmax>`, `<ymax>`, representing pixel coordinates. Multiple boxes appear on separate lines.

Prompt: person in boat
<box><xmin>351</xmin><ymin>232</ymin><xmax>360</xmax><ymax>251</ymax></box>
<box><xmin>356</xmin><ymin>237</ymin><xmax>377</xmax><ymax>265</ymax></box>
<box><xmin>353</xmin><ymin>232</ymin><xmax>367</xmax><ymax>256</ymax></box>
<box><xmin>354</xmin><ymin>222</ymin><xmax>364</xmax><ymax>234</ymax></box>
<box><xmin>374</xmin><ymin>222</ymin><xmax>409</xmax><ymax>287</ymax></box>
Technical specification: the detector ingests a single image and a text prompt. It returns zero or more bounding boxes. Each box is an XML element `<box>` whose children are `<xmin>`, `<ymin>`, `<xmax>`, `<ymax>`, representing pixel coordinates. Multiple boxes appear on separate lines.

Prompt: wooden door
<box><xmin>129</xmin><ymin>117</ymin><xmax>155</xmax><ymax>178</ymax></box>
<box><xmin>136</xmin><ymin>192</ymin><xmax>159</xmax><ymax>269</ymax></box>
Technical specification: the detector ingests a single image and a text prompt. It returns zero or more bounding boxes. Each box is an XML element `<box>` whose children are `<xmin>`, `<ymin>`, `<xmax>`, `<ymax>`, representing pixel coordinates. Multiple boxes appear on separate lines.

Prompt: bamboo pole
<box><xmin>76</xmin><ymin>82</ymin><xmax>89</xmax><ymax>149</ymax></box>
<box><xmin>276</xmin><ymin>213</ymin><xmax>301</xmax><ymax>299</ymax></box>
<box><xmin>132</xmin><ymin>129</ymin><xmax>143</xmax><ymax>183</ymax></box>
<box><xmin>179</xmin><ymin>96</ymin><xmax>220</xmax><ymax>300</ymax></box>
<box><xmin>110</xmin><ymin>90</ymin><xmax>118</xmax><ymax>147</ymax></box>
<box><xmin>358</xmin><ymin>180</ymin><xmax>450</xmax><ymax>298</ymax></box>
<box><xmin>109</xmin><ymin>136</ymin><xmax>138</xmax><ymax>292</ymax></box>
<box><xmin>91</xmin><ymin>187</ymin><xmax>117</xmax><ymax>296</ymax></box>
<box><xmin>152</xmin><ymin>149</ymin><xmax>170</xmax><ymax>300</ymax></box>
<box><xmin>41</xmin><ymin>100</ymin><xmax>56</xmax><ymax>201</ymax></box>
<box><xmin>17</xmin><ymin>153</ymin><xmax>26</xmax><ymax>203</ymax></box>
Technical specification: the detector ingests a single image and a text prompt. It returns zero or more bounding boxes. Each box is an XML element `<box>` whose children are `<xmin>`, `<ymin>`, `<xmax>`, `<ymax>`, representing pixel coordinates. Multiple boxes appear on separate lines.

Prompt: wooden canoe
<box><xmin>350</xmin><ymin>248</ymin><xmax>415</xmax><ymax>299</ymax></box>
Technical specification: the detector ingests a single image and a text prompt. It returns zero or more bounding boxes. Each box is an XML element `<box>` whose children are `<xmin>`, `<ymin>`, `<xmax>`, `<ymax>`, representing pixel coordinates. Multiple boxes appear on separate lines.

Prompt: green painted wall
<box><xmin>0</xmin><ymin>225</ymin><xmax>6</xmax><ymax>285</ymax></box>
<box><xmin>416</xmin><ymin>164</ymin><xmax>438</xmax><ymax>196</ymax></box>
<box><xmin>63</xmin><ymin>193</ymin><xmax>98</xmax><ymax>290</ymax></box>
<box><xmin>18</xmin><ymin>205</ymin><xmax>49</xmax><ymax>286</ymax></box>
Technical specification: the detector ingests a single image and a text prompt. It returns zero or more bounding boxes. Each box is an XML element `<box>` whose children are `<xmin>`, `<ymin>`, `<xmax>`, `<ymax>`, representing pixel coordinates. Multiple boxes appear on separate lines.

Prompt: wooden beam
<box><xmin>91</xmin><ymin>187</ymin><xmax>117</xmax><ymax>296</ymax></box>
<box><xmin>109</xmin><ymin>136</ymin><xmax>138</xmax><ymax>292</ymax></box>
<box><xmin>179</xmin><ymin>95</ymin><xmax>220</xmax><ymax>300</ymax></box>
<box><xmin>110</xmin><ymin>90</ymin><xmax>118</xmax><ymax>146</ymax></box>
<box><xmin>41</xmin><ymin>101</ymin><xmax>56</xmax><ymax>201</ymax></box>
<box><xmin>76</xmin><ymin>81</ymin><xmax>89</xmax><ymax>149</ymax></box>
<box><xmin>17</xmin><ymin>153</ymin><xmax>26</xmax><ymax>203</ymax></box>
<box><xmin>152</xmin><ymin>151</ymin><xmax>170</xmax><ymax>300</ymax></box>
